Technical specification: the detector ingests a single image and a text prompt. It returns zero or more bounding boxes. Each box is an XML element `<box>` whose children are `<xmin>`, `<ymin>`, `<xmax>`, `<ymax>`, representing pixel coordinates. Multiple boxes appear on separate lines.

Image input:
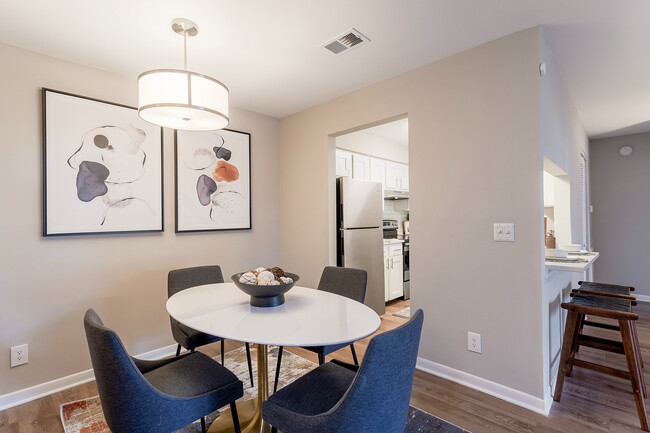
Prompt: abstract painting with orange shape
<box><xmin>175</xmin><ymin>129</ymin><xmax>251</xmax><ymax>232</ymax></box>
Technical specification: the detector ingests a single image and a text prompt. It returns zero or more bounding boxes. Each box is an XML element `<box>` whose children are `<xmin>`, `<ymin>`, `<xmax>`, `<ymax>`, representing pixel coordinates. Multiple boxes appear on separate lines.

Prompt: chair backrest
<box><xmin>168</xmin><ymin>265</ymin><xmax>224</xmax><ymax>298</ymax></box>
<box><xmin>330</xmin><ymin>309</ymin><xmax>424</xmax><ymax>432</ymax></box>
<box><xmin>317</xmin><ymin>266</ymin><xmax>367</xmax><ymax>303</ymax></box>
<box><xmin>83</xmin><ymin>309</ymin><xmax>158</xmax><ymax>433</ymax></box>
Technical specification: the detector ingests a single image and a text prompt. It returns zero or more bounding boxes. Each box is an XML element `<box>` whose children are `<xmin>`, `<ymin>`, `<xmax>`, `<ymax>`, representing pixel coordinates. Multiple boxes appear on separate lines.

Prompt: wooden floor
<box><xmin>1</xmin><ymin>300</ymin><xmax>649</xmax><ymax>432</ymax></box>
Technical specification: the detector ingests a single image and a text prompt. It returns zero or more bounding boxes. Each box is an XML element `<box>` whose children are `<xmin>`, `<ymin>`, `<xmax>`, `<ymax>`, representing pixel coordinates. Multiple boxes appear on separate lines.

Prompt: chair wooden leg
<box><xmin>221</xmin><ymin>340</ymin><xmax>225</xmax><ymax>365</ymax></box>
<box><xmin>350</xmin><ymin>343</ymin><xmax>359</xmax><ymax>365</ymax></box>
<box><xmin>632</xmin><ymin>321</ymin><xmax>645</xmax><ymax>369</ymax></box>
<box><xmin>554</xmin><ymin>310</ymin><xmax>581</xmax><ymax>402</ymax></box>
<box><xmin>230</xmin><ymin>402</ymin><xmax>242</xmax><ymax>433</ymax></box>
<box><xmin>245</xmin><ymin>343</ymin><xmax>254</xmax><ymax>388</ymax></box>
<box><xmin>318</xmin><ymin>353</ymin><xmax>325</xmax><ymax>365</ymax></box>
<box><xmin>574</xmin><ymin>313</ymin><xmax>585</xmax><ymax>354</ymax></box>
<box><xmin>567</xmin><ymin>313</ymin><xmax>585</xmax><ymax>376</ymax></box>
<box><xmin>630</xmin><ymin>322</ymin><xmax>647</xmax><ymax>398</ymax></box>
<box><xmin>274</xmin><ymin>346</ymin><xmax>283</xmax><ymax>393</ymax></box>
<box><xmin>201</xmin><ymin>416</ymin><xmax>206</xmax><ymax>433</ymax></box>
<box><xmin>620</xmin><ymin>320</ymin><xmax>649</xmax><ymax>431</ymax></box>
<box><xmin>176</xmin><ymin>344</ymin><xmax>181</xmax><ymax>357</ymax></box>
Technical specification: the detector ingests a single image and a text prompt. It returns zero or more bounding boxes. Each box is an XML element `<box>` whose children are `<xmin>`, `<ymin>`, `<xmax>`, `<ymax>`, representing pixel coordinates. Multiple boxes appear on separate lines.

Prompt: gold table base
<box><xmin>208</xmin><ymin>344</ymin><xmax>272</xmax><ymax>433</ymax></box>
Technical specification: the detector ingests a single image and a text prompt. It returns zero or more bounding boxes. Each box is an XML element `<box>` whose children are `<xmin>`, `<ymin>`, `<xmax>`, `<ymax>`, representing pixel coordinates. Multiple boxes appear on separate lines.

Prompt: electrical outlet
<box><xmin>11</xmin><ymin>344</ymin><xmax>28</xmax><ymax>367</ymax></box>
<box><xmin>468</xmin><ymin>332</ymin><xmax>482</xmax><ymax>354</ymax></box>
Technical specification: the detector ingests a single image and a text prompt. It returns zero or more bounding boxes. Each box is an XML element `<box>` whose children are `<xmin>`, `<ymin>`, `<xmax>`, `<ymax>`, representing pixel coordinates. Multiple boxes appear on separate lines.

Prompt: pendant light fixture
<box><xmin>138</xmin><ymin>18</ymin><xmax>229</xmax><ymax>131</ymax></box>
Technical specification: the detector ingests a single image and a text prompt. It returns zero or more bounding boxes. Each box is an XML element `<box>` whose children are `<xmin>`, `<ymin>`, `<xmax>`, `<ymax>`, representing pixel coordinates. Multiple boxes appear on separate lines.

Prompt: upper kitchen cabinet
<box><xmin>352</xmin><ymin>153</ymin><xmax>371</xmax><ymax>181</ymax></box>
<box><xmin>385</xmin><ymin>161</ymin><xmax>409</xmax><ymax>191</ymax></box>
<box><xmin>336</xmin><ymin>149</ymin><xmax>352</xmax><ymax>178</ymax></box>
<box><xmin>369</xmin><ymin>158</ymin><xmax>386</xmax><ymax>184</ymax></box>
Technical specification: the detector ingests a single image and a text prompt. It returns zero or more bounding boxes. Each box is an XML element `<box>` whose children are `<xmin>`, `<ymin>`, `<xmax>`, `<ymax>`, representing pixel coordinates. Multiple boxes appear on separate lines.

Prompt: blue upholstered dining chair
<box><xmin>273</xmin><ymin>266</ymin><xmax>367</xmax><ymax>393</ymax></box>
<box><xmin>169</xmin><ymin>265</ymin><xmax>254</xmax><ymax>387</ymax></box>
<box><xmin>263</xmin><ymin>309</ymin><xmax>424</xmax><ymax>433</ymax></box>
<box><xmin>83</xmin><ymin>309</ymin><xmax>243</xmax><ymax>433</ymax></box>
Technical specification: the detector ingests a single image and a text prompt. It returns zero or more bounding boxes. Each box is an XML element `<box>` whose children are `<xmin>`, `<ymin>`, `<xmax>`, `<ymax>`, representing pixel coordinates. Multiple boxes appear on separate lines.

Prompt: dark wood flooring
<box><xmin>1</xmin><ymin>299</ymin><xmax>649</xmax><ymax>432</ymax></box>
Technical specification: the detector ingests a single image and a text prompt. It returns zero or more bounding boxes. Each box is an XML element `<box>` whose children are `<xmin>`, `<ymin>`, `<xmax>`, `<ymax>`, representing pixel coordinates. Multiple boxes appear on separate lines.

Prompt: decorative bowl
<box><xmin>231</xmin><ymin>272</ymin><xmax>300</xmax><ymax>307</ymax></box>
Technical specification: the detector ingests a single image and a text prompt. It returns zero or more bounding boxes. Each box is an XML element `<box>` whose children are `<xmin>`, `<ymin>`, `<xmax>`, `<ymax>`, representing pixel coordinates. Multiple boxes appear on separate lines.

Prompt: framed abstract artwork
<box><xmin>175</xmin><ymin>129</ymin><xmax>251</xmax><ymax>232</ymax></box>
<box><xmin>42</xmin><ymin>88</ymin><xmax>163</xmax><ymax>236</ymax></box>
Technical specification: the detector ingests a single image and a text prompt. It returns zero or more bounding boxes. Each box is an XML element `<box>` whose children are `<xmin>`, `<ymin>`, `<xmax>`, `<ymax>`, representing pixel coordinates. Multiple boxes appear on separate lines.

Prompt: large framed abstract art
<box><xmin>42</xmin><ymin>89</ymin><xmax>163</xmax><ymax>236</ymax></box>
<box><xmin>175</xmin><ymin>129</ymin><xmax>251</xmax><ymax>232</ymax></box>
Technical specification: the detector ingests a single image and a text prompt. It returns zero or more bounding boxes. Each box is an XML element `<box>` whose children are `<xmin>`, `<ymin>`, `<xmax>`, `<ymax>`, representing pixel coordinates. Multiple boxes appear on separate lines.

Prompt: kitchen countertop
<box><xmin>545</xmin><ymin>251</ymin><xmax>599</xmax><ymax>273</ymax></box>
<box><xmin>383</xmin><ymin>239</ymin><xmax>404</xmax><ymax>245</ymax></box>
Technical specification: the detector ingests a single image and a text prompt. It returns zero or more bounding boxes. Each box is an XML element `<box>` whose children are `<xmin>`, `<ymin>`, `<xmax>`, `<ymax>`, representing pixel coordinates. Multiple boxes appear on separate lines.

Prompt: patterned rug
<box><xmin>393</xmin><ymin>306</ymin><xmax>411</xmax><ymax>318</ymax></box>
<box><xmin>60</xmin><ymin>346</ymin><xmax>467</xmax><ymax>432</ymax></box>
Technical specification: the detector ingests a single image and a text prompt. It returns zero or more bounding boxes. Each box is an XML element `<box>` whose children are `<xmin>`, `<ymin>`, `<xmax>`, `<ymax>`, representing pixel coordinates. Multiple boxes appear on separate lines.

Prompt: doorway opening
<box><xmin>331</xmin><ymin>116</ymin><xmax>410</xmax><ymax>318</ymax></box>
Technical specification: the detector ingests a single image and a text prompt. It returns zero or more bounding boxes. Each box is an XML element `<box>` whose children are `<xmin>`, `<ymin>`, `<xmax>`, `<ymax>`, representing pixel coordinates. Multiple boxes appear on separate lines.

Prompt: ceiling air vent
<box><xmin>322</xmin><ymin>28</ymin><xmax>370</xmax><ymax>55</ymax></box>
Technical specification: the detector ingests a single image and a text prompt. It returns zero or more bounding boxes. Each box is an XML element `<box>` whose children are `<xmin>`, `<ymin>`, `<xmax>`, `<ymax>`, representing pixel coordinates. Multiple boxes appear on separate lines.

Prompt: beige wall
<box><xmin>590</xmin><ymin>132</ymin><xmax>650</xmax><ymax>297</ymax></box>
<box><xmin>280</xmin><ymin>28</ymin><xmax>546</xmax><ymax>398</ymax></box>
<box><xmin>538</xmin><ymin>29</ymin><xmax>589</xmax><ymax>400</ymax></box>
<box><xmin>0</xmin><ymin>42</ymin><xmax>281</xmax><ymax>396</ymax></box>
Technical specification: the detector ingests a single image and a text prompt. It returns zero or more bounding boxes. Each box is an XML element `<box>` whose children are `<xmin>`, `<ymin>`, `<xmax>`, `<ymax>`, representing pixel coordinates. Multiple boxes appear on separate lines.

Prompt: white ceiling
<box><xmin>2</xmin><ymin>0</ymin><xmax>649</xmax><ymax>138</ymax></box>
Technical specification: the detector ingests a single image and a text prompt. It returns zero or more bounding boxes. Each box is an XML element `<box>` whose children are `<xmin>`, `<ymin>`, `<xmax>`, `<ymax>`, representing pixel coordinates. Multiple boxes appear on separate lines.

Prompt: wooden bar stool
<box><xmin>554</xmin><ymin>294</ymin><xmax>648</xmax><ymax>431</ymax></box>
<box><xmin>578</xmin><ymin>280</ymin><xmax>636</xmax><ymax>294</ymax></box>
<box><xmin>571</xmin><ymin>281</ymin><xmax>642</xmax><ymax>369</ymax></box>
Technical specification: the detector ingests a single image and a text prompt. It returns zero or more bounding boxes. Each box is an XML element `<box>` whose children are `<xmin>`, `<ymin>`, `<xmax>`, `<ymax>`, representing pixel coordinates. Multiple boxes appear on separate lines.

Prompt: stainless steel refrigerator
<box><xmin>337</xmin><ymin>177</ymin><xmax>386</xmax><ymax>315</ymax></box>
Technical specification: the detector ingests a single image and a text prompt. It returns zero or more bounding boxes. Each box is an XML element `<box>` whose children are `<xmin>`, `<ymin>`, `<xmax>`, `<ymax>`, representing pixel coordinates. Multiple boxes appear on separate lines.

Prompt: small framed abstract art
<box><xmin>42</xmin><ymin>88</ymin><xmax>164</xmax><ymax>236</ymax></box>
<box><xmin>175</xmin><ymin>129</ymin><xmax>251</xmax><ymax>232</ymax></box>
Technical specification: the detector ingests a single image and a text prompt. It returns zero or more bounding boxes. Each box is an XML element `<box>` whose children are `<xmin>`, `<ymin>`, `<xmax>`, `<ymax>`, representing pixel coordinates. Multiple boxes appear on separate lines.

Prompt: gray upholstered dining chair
<box><xmin>263</xmin><ymin>309</ymin><xmax>424</xmax><ymax>433</ymax></box>
<box><xmin>169</xmin><ymin>265</ymin><xmax>254</xmax><ymax>387</ymax></box>
<box><xmin>84</xmin><ymin>309</ymin><xmax>243</xmax><ymax>433</ymax></box>
<box><xmin>273</xmin><ymin>266</ymin><xmax>367</xmax><ymax>393</ymax></box>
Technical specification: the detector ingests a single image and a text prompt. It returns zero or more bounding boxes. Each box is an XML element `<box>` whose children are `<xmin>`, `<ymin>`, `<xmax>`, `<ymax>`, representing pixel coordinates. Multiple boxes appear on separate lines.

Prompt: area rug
<box><xmin>61</xmin><ymin>346</ymin><xmax>467</xmax><ymax>432</ymax></box>
<box><xmin>393</xmin><ymin>306</ymin><xmax>411</xmax><ymax>318</ymax></box>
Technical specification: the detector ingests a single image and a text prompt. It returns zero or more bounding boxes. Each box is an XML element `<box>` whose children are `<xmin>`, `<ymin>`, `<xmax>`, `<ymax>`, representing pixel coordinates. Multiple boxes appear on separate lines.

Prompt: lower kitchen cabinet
<box><xmin>384</xmin><ymin>243</ymin><xmax>404</xmax><ymax>302</ymax></box>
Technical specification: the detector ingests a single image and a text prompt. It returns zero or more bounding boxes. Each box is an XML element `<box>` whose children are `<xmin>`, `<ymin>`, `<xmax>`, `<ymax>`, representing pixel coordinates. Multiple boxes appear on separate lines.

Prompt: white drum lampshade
<box><xmin>138</xmin><ymin>69</ymin><xmax>229</xmax><ymax>131</ymax></box>
<box><xmin>137</xmin><ymin>18</ymin><xmax>230</xmax><ymax>131</ymax></box>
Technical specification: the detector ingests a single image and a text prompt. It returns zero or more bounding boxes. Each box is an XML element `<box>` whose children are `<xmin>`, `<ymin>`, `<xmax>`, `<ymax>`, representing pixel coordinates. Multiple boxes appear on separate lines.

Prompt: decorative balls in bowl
<box><xmin>232</xmin><ymin>267</ymin><xmax>299</xmax><ymax>307</ymax></box>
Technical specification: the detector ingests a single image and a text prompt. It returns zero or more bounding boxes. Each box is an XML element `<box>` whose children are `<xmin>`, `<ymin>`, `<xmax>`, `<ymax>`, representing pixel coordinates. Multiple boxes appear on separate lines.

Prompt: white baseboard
<box><xmin>0</xmin><ymin>343</ymin><xmax>179</xmax><ymax>412</ymax></box>
<box><xmin>416</xmin><ymin>357</ymin><xmax>552</xmax><ymax>416</ymax></box>
<box><xmin>635</xmin><ymin>295</ymin><xmax>650</xmax><ymax>303</ymax></box>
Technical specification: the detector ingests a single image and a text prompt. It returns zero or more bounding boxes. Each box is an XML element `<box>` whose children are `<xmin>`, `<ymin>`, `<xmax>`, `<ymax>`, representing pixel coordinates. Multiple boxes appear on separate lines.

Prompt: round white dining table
<box><xmin>166</xmin><ymin>282</ymin><xmax>381</xmax><ymax>433</ymax></box>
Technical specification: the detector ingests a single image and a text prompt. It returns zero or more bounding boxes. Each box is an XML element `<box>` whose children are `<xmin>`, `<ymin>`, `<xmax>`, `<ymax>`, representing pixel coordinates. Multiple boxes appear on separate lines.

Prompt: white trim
<box><xmin>136</xmin><ymin>343</ymin><xmax>184</xmax><ymax>360</ymax></box>
<box><xmin>0</xmin><ymin>343</ymin><xmax>179</xmax><ymax>412</ymax></box>
<box><xmin>0</xmin><ymin>369</ymin><xmax>95</xmax><ymax>412</ymax></box>
<box><xmin>635</xmin><ymin>295</ymin><xmax>650</xmax><ymax>303</ymax></box>
<box><xmin>416</xmin><ymin>357</ymin><xmax>552</xmax><ymax>416</ymax></box>
<box><xmin>544</xmin><ymin>387</ymin><xmax>554</xmax><ymax>414</ymax></box>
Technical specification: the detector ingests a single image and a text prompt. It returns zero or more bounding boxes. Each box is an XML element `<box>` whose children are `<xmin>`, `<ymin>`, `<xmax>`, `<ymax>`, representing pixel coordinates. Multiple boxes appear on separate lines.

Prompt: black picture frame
<box><xmin>174</xmin><ymin>128</ymin><xmax>252</xmax><ymax>233</ymax></box>
<box><xmin>42</xmin><ymin>88</ymin><xmax>164</xmax><ymax>236</ymax></box>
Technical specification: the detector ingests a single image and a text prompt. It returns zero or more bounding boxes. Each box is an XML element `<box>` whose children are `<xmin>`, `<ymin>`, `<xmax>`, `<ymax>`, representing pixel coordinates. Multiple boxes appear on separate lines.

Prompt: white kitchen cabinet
<box><xmin>369</xmin><ymin>158</ymin><xmax>386</xmax><ymax>184</ymax></box>
<box><xmin>385</xmin><ymin>161</ymin><xmax>409</xmax><ymax>191</ymax></box>
<box><xmin>385</xmin><ymin>162</ymin><xmax>399</xmax><ymax>190</ymax></box>
<box><xmin>398</xmin><ymin>163</ymin><xmax>409</xmax><ymax>191</ymax></box>
<box><xmin>383</xmin><ymin>243</ymin><xmax>404</xmax><ymax>302</ymax></box>
<box><xmin>352</xmin><ymin>153</ymin><xmax>370</xmax><ymax>181</ymax></box>
<box><xmin>336</xmin><ymin>149</ymin><xmax>352</xmax><ymax>178</ymax></box>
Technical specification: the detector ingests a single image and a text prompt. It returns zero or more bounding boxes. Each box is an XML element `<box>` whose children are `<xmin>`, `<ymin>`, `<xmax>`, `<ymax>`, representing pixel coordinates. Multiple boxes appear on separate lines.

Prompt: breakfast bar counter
<box><xmin>545</xmin><ymin>251</ymin><xmax>600</xmax><ymax>273</ymax></box>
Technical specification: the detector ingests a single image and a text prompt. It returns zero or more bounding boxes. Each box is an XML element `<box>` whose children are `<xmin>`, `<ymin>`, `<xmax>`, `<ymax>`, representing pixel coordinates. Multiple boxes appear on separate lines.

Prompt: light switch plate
<box><xmin>493</xmin><ymin>223</ymin><xmax>515</xmax><ymax>242</ymax></box>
